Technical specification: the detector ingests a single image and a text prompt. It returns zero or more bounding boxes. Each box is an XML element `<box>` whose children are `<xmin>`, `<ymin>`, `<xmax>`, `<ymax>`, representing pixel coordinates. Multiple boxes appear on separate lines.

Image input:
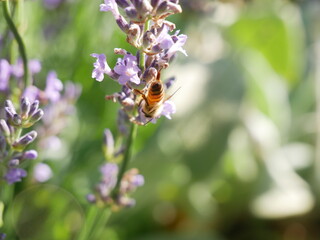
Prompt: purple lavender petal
<box><xmin>0</xmin><ymin>59</ymin><xmax>10</xmax><ymax>91</ymax></box>
<box><xmin>114</xmin><ymin>54</ymin><xmax>140</xmax><ymax>85</ymax></box>
<box><xmin>91</xmin><ymin>53</ymin><xmax>112</xmax><ymax>82</ymax></box>
<box><xmin>166</xmin><ymin>34</ymin><xmax>188</xmax><ymax>58</ymax></box>
<box><xmin>5</xmin><ymin>168</ymin><xmax>27</xmax><ymax>184</ymax></box>
<box><xmin>161</xmin><ymin>100</ymin><xmax>176</xmax><ymax>119</ymax></box>
<box><xmin>100</xmin><ymin>0</ymin><xmax>120</xmax><ymax>18</ymax></box>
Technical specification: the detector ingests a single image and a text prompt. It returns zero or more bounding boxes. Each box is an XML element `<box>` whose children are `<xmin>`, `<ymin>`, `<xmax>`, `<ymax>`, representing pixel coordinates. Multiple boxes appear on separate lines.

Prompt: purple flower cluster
<box><xmin>91</xmin><ymin>0</ymin><xmax>187</xmax><ymax>126</ymax></box>
<box><xmin>87</xmin><ymin>129</ymin><xmax>144</xmax><ymax>208</ymax></box>
<box><xmin>87</xmin><ymin>162</ymin><xmax>144</xmax><ymax>208</ymax></box>
<box><xmin>0</xmin><ymin>58</ymin><xmax>81</xmax><ymax>184</ymax></box>
<box><xmin>0</xmin><ymin>99</ymin><xmax>42</xmax><ymax>184</ymax></box>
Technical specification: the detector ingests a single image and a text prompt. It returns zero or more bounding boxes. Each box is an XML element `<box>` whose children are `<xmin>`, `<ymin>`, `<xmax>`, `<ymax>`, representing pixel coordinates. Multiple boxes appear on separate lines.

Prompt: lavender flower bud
<box><xmin>125</xmin><ymin>6</ymin><xmax>138</xmax><ymax>19</ymax></box>
<box><xmin>8</xmin><ymin>159</ymin><xmax>20</xmax><ymax>167</ymax></box>
<box><xmin>142</xmin><ymin>31</ymin><xmax>156</xmax><ymax>49</ymax></box>
<box><xmin>28</xmin><ymin>100</ymin><xmax>39</xmax><ymax>117</ymax></box>
<box><xmin>103</xmin><ymin>129</ymin><xmax>115</xmax><ymax>158</ymax></box>
<box><xmin>116</xmin><ymin>16</ymin><xmax>129</xmax><ymax>33</ymax></box>
<box><xmin>115</xmin><ymin>0</ymin><xmax>130</xmax><ymax>8</ymax></box>
<box><xmin>142</xmin><ymin>67</ymin><xmax>158</xmax><ymax>82</ymax></box>
<box><xmin>20</xmin><ymin>97</ymin><xmax>31</xmax><ymax>119</ymax></box>
<box><xmin>156</xmin><ymin>1</ymin><xmax>168</xmax><ymax>15</ymax></box>
<box><xmin>0</xmin><ymin>119</ymin><xmax>10</xmax><ymax>137</ymax></box>
<box><xmin>12</xmin><ymin>131</ymin><xmax>37</xmax><ymax>150</ymax></box>
<box><xmin>151</xmin><ymin>0</ymin><xmax>160</xmax><ymax>8</ymax></box>
<box><xmin>5</xmin><ymin>100</ymin><xmax>16</xmax><ymax>114</ymax></box>
<box><xmin>127</xmin><ymin>24</ymin><xmax>141</xmax><ymax>47</ymax></box>
<box><xmin>131</xmin><ymin>0</ymin><xmax>142</xmax><ymax>10</ymax></box>
<box><xmin>166</xmin><ymin>1</ymin><xmax>182</xmax><ymax>14</ymax></box>
<box><xmin>4</xmin><ymin>107</ymin><xmax>14</xmax><ymax>121</ymax></box>
<box><xmin>0</xmin><ymin>233</ymin><xmax>6</xmax><ymax>240</ymax></box>
<box><xmin>29</xmin><ymin>109</ymin><xmax>44</xmax><ymax>124</ymax></box>
<box><xmin>23</xmin><ymin>150</ymin><xmax>38</xmax><ymax>159</ymax></box>
<box><xmin>12</xmin><ymin>114</ymin><xmax>22</xmax><ymax>126</ymax></box>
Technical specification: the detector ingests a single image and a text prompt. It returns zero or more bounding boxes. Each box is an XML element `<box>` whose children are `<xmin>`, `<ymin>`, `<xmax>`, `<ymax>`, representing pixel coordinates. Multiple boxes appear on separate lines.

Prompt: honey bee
<box><xmin>133</xmin><ymin>72</ymin><xmax>179</xmax><ymax>123</ymax></box>
<box><xmin>134</xmin><ymin>73</ymin><xmax>166</xmax><ymax>119</ymax></box>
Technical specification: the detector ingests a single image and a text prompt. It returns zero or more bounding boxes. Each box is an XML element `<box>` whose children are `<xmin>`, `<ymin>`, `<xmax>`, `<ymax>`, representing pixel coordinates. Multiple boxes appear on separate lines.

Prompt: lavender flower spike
<box><xmin>91</xmin><ymin>53</ymin><xmax>112</xmax><ymax>82</ymax></box>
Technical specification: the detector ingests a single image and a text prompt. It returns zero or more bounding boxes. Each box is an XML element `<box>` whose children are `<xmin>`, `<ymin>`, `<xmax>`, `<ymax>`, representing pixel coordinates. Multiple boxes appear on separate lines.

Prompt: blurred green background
<box><xmin>1</xmin><ymin>0</ymin><xmax>320</xmax><ymax>239</ymax></box>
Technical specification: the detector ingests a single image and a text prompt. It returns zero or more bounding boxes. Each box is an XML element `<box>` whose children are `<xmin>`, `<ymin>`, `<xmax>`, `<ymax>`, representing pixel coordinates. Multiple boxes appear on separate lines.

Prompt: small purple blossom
<box><xmin>0</xmin><ymin>59</ymin><xmax>10</xmax><ymax>91</ymax></box>
<box><xmin>100</xmin><ymin>0</ymin><xmax>120</xmax><ymax>18</ymax></box>
<box><xmin>44</xmin><ymin>71</ymin><xmax>63</xmax><ymax>102</ymax></box>
<box><xmin>5</xmin><ymin>168</ymin><xmax>27</xmax><ymax>184</ymax></box>
<box><xmin>114</xmin><ymin>54</ymin><xmax>140</xmax><ymax>85</ymax></box>
<box><xmin>33</xmin><ymin>163</ymin><xmax>53</xmax><ymax>182</ymax></box>
<box><xmin>166</xmin><ymin>33</ymin><xmax>188</xmax><ymax>58</ymax></box>
<box><xmin>91</xmin><ymin>53</ymin><xmax>112</xmax><ymax>82</ymax></box>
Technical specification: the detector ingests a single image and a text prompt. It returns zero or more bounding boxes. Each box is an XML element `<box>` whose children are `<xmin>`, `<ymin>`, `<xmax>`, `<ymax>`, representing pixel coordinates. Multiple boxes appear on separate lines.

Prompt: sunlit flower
<box><xmin>91</xmin><ymin>53</ymin><xmax>112</xmax><ymax>82</ymax></box>
<box><xmin>114</xmin><ymin>54</ymin><xmax>140</xmax><ymax>85</ymax></box>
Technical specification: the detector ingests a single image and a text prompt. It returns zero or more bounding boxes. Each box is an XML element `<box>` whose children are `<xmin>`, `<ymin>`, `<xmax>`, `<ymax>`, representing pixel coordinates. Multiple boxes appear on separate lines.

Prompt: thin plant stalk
<box><xmin>2</xmin><ymin>0</ymin><xmax>30</xmax><ymax>88</ymax></box>
<box><xmin>113</xmin><ymin>122</ymin><xmax>138</xmax><ymax>197</ymax></box>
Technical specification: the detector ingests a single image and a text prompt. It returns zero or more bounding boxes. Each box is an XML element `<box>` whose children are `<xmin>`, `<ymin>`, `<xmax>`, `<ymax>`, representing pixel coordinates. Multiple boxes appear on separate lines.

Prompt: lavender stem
<box><xmin>113</xmin><ymin>122</ymin><xmax>138</xmax><ymax>197</ymax></box>
<box><xmin>2</xmin><ymin>0</ymin><xmax>30</xmax><ymax>88</ymax></box>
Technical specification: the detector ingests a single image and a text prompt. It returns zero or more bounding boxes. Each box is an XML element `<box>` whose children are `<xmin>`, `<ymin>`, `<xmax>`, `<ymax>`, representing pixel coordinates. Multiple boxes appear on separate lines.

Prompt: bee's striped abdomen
<box><xmin>147</xmin><ymin>82</ymin><xmax>164</xmax><ymax>105</ymax></box>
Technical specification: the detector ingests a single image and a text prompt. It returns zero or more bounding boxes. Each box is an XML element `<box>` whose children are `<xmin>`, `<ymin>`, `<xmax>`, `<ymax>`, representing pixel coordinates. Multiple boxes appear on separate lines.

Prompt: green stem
<box><xmin>77</xmin><ymin>206</ymin><xmax>111</xmax><ymax>240</ymax></box>
<box><xmin>2</xmin><ymin>0</ymin><xmax>30</xmax><ymax>88</ymax></box>
<box><xmin>88</xmin><ymin>208</ymin><xmax>111</xmax><ymax>239</ymax></box>
<box><xmin>113</xmin><ymin>122</ymin><xmax>137</xmax><ymax>197</ymax></box>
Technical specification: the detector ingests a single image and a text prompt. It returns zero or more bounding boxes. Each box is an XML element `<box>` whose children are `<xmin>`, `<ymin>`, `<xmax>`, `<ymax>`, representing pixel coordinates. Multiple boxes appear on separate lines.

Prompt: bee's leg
<box><xmin>133</xmin><ymin>89</ymin><xmax>149</xmax><ymax>106</ymax></box>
